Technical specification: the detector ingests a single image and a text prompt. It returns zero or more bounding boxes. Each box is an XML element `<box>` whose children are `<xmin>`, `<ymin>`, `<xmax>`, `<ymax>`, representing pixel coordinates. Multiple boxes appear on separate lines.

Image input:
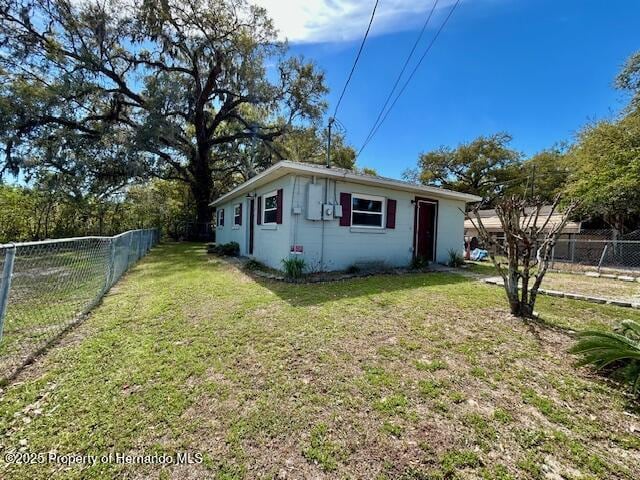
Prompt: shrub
<box><xmin>208</xmin><ymin>241</ymin><xmax>240</xmax><ymax>256</ymax></box>
<box><xmin>281</xmin><ymin>257</ymin><xmax>306</xmax><ymax>279</ymax></box>
<box><xmin>410</xmin><ymin>256</ymin><xmax>430</xmax><ymax>270</ymax></box>
<box><xmin>570</xmin><ymin>319</ymin><xmax>640</xmax><ymax>395</ymax></box>
<box><xmin>448</xmin><ymin>248</ymin><xmax>465</xmax><ymax>267</ymax></box>
<box><xmin>345</xmin><ymin>264</ymin><xmax>360</xmax><ymax>275</ymax></box>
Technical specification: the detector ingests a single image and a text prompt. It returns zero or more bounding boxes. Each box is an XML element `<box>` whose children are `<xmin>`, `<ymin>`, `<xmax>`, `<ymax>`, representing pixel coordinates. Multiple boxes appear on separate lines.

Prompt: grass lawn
<box><xmin>1</xmin><ymin>243</ymin><xmax>640</xmax><ymax>479</ymax></box>
<box><xmin>464</xmin><ymin>261</ymin><xmax>640</xmax><ymax>303</ymax></box>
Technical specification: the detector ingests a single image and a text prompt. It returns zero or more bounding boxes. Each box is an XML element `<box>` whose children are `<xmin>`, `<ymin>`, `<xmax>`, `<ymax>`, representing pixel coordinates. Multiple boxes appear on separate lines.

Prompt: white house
<box><xmin>210</xmin><ymin>161</ymin><xmax>481</xmax><ymax>272</ymax></box>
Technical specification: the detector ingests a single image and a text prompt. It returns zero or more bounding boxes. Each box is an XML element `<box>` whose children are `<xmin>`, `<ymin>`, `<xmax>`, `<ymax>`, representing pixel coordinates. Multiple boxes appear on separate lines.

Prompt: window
<box><xmin>262</xmin><ymin>191</ymin><xmax>278</xmax><ymax>224</ymax></box>
<box><xmin>234</xmin><ymin>203</ymin><xmax>242</xmax><ymax>226</ymax></box>
<box><xmin>351</xmin><ymin>194</ymin><xmax>385</xmax><ymax>228</ymax></box>
<box><xmin>217</xmin><ymin>208</ymin><xmax>224</xmax><ymax>227</ymax></box>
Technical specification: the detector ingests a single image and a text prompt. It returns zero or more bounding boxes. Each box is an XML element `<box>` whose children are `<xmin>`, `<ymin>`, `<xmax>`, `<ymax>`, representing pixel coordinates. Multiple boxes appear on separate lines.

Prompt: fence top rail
<box><xmin>556</xmin><ymin>239</ymin><xmax>640</xmax><ymax>244</ymax></box>
<box><xmin>0</xmin><ymin>228</ymin><xmax>157</xmax><ymax>249</ymax></box>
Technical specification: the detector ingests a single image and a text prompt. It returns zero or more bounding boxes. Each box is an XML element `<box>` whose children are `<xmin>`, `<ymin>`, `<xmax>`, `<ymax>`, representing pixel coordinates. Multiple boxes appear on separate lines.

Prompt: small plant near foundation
<box><xmin>281</xmin><ymin>257</ymin><xmax>306</xmax><ymax>279</ymax></box>
<box><xmin>209</xmin><ymin>241</ymin><xmax>239</xmax><ymax>256</ymax></box>
<box><xmin>448</xmin><ymin>248</ymin><xmax>465</xmax><ymax>267</ymax></box>
<box><xmin>345</xmin><ymin>264</ymin><xmax>360</xmax><ymax>274</ymax></box>
<box><xmin>410</xmin><ymin>256</ymin><xmax>430</xmax><ymax>270</ymax></box>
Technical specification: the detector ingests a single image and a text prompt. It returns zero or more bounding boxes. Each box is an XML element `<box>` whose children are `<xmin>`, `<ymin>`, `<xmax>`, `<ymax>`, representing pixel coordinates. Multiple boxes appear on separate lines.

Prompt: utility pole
<box><xmin>530</xmin><ymin>164</ymin><xmax>536</xmax><ymax>198</ymax></box>
<box><xmin>326</xmin><ymin>117</ymin><xmax>334</xmax><ymax>168</ymax></box>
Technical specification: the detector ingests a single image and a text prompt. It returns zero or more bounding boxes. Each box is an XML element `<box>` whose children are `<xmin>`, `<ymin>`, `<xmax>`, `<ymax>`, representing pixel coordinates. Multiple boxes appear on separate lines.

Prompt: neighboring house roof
<box><xmin>210</xmin><ymin>160</ymin><xmax>483</xmax><ymax>207</ymax></box>
<box><xmin>464</xmin><ymin>206</ymin><xmax>582</xmax><ymax>234</ymax></box>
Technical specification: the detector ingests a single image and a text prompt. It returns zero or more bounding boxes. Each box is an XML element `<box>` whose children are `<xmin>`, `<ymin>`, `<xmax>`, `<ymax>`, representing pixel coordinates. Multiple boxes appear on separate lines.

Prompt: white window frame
<box><xmin>233</xmin><ymin>203</ymin><xmax>242</xmax><ymax>226</ymax></box>
<box><xmin>262</xmin><ymin>190</ymin><xmax>278</xmax><ymax>225</ymax></box>
<box><xmin>217</xmin><ymin>208</ymin><xmax>225</xmax><ymax>227</ymax></box>
<box><xmin>351</xmin><ymin>193</ymin><xmax>386</xmax><ymax>229</ymax></box>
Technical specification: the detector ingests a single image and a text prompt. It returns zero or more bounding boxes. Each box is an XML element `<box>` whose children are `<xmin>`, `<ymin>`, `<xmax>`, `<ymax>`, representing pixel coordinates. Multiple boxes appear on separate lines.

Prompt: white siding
<box><xmin>215</xmin><ymin>199</ymin><xmax>249</xmax><ymax>255</ymax></box>
<box><xmin>216</xmin><ymin>173</ymin><xmax>467</xmax><ymax>272</ymax></box>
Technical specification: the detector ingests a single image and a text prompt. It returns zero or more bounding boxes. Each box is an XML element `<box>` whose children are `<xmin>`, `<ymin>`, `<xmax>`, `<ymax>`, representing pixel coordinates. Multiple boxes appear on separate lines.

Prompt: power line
<box><xmin>359</xmin><ymin>0</ymin><xmax>440</xmax><ymax>151</ymax></box>
<box><xmin>332</xmin><ymin>0</ymin><xmax>380</xmax><ymax>119</ymax></box>
<box><xmin>357</xmin><ymin>0</ymin><xmax>462</xmax><ymax>157</ymax></box>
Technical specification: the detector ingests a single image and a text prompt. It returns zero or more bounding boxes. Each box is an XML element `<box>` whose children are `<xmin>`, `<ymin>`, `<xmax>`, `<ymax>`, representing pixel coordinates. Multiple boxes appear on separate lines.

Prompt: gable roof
<box><xmin>464</xmin><ymin>206</ymin><xmax>582</xmax><ymax>234</ymax></box>
<box><xmin>210</xmin><ymin>161</ymin><xmax>482</xmax><ymax>207</ymax></box>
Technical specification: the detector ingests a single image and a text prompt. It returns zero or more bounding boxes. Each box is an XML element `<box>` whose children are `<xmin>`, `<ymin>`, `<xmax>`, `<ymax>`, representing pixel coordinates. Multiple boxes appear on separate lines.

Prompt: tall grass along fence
<box><xmin>0</xmin><ymin>228</ymin><xmax>159</xmax><ymax>380</ymax></box>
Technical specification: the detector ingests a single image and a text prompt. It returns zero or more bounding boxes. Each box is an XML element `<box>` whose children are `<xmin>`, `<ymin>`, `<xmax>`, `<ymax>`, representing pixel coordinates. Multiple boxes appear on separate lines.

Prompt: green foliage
<box><xmin>0</xmin><ymin>185</ymin><xmax>35</xmax><ymax>242</ymax></box>
<box><xmin>447</xmin><ymin>249</ymin><xmax>465</xmax><ymax>268</ymax></box>
<box><xmin>211</xmin><ymin>242</ymin><xmax>240</xmax><ymax>257</ymax></box>
<box><xmin>564</xmin><ymin>112</ymin><xmax>640</xmax><ymax>232</ymax></box>
<box><xmin>513</xmin><ymin>148</ymin><xmax>571</xmax><ymax>202</ymax></box>
<box><xmin>570</xmin><ymin>319</ymin><xmax>640</xmax><ymax>395</ymax></box>
<box><xmin>615</xmin><ymin>51</ymin><xmax>640</xmax><ymax>112</ymax></box>
<box><xmin>405</xmin><ymin>132</ymin><xmax>520</xmax><ymax>199</ymax></box>
<box><xmin>0</xmin><ymin>178</ymin><xmax>194</xmax><ymax>243</ymax></box>
<box><xmin>356</xmin><ymin>166</ymin><xmax>378</xmax><ymax>176</ymax></box>
<box><xmin>275</xmin><ymin>126</ymin><xmax>356</xmax><ymax>170</ymax></box>
<box><xmin>1</xmin><ymin>0</ymin><xmax>330</xmax><ymax>224</ymax></box>
<box><xmin>281</xmin><ymin>257</ymin><xmax>306</xmax><ymax>279</ymax></box>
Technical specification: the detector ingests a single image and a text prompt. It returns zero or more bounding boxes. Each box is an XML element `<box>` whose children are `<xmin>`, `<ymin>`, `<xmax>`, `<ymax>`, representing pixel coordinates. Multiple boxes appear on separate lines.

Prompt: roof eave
<box><xmin>209</xmin><ymin>161</ymin><xmax>483</xmax><ymax>206</ymax></box>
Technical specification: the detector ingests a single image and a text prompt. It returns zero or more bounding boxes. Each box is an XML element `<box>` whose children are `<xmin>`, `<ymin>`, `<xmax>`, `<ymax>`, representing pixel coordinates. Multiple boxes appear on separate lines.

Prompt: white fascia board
<box><xmin>210</xmin><ymin>161</ymin><xmax>482</xmax><ymax>206</ymax></box>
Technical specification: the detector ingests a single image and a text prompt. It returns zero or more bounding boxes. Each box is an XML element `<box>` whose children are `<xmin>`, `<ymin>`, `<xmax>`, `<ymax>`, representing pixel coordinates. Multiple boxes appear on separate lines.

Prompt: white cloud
<box><xmin>252</xmin><ymin>0</ymin><xmax>459</xmax><ymax>44</ymax></box>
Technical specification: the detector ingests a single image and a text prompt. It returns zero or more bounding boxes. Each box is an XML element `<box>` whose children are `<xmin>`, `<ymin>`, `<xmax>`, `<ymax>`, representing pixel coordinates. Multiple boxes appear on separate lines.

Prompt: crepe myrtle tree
<box><xmin>466</xmin><ymin>195</ymin><xmax>579</xmax><ymax>318</ymax></box>
<box><xmin>0</xmin><ymin>0</ymin><xmax>328</xmax><ymax>224</ymax></box>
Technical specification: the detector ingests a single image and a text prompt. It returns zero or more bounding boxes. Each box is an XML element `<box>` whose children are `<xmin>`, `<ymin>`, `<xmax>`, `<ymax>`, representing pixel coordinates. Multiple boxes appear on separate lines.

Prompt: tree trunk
<box><xmin>191</xmin><ymin>175</ymin><xmax>213</xmax><ymax>226</ymax></box>
<box><xmin>188</xmin><ymin>147</ymin><xmax>214</xmax><ymax>225</ymax></box>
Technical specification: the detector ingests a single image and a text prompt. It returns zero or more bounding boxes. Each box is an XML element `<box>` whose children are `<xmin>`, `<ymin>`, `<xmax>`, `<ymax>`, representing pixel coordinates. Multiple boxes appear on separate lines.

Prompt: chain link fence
<box><xmin>0</xmin><ymin>228</ymin><xmax>159</xmax><ymax>380</ymax></box>
<box><xmin>551</xmin><ymin>239</ymin><xmax>640</xmax><ymax>274</ymax></box>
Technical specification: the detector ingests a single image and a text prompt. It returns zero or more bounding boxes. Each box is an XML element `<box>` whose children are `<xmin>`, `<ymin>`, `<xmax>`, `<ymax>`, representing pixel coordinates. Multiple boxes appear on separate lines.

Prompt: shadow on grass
<box><xmin>146</xmin><ymin>243</ymin><xmax>475</xmax><ymax>307</ymax></box>
<box><xmin>251</xmin><ymin>270</ymin><xmax>472</xmax><ymax>307</ymax></box>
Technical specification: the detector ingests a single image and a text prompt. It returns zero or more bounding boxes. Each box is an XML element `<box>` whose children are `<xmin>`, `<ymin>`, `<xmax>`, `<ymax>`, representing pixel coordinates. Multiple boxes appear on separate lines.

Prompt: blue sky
<box><xmin>260</xmin><ymin>0</ymin><xmax>639</xmax><ymax>178</ymax></box>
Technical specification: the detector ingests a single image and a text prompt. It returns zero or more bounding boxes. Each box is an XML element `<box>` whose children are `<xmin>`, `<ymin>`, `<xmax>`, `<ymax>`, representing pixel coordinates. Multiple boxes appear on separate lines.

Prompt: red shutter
<box><xmin>238</xmin><ymin>203</ymin><xmax>242</xmax><ymax>226</ymax></box>
<box><xmin>257</xmin><ymin>196</ymin><xmax>262</xmax><ymax>225</ymax></box>
<box><xmin>386</xmin><ymin>199</ymin><xmax>397</xmax><ymax>229</ymax></box>
<box><xmin>276</xmin><ymin>188</ymin><xmax>283</xmax><ymax>224</ymax></box>
<box><xmin>339</xmin><ymin>193</ymin><xmax>351</xmax><ymax>226</ymax></box>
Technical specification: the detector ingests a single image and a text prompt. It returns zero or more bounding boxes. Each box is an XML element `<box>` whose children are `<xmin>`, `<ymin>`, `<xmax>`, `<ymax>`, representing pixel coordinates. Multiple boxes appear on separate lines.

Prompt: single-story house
<box><xmin>464</xmin><ymin>206</ymin><xmax>582</xmax><ymax>243</ymax></box>
<box><xmin>210</xmin><ymin>161</ymin><xmax>481</xmax><ymax>272</ymax></box>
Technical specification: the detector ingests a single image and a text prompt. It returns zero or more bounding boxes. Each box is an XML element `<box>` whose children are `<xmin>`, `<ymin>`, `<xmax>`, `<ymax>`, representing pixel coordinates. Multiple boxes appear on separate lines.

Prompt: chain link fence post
<box><xmin>108</xmin><ymin>238</ymin><xmax>116</xmax><ymax>289</ymax></box>
<box><xmin>597</xmin><ymin>243</ymin><xmax>609</xmax><ymax>273</ymax></box>
<box><xmin>0</xmin><ymin>245</ymin><xmax>16</xmax><ymax>342</ymax></box>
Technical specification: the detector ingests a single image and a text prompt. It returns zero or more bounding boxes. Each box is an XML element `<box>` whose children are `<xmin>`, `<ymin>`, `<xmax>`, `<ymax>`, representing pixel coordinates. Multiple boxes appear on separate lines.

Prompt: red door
<box><xmin>249</xmin><ymin>199</ymin><xmax>255</xmax><ymax>254</ymax></box>
<box><xmin>415</xmin><ymin>200</ymin><xmax>437</xmax><ymax>261</ymax></box>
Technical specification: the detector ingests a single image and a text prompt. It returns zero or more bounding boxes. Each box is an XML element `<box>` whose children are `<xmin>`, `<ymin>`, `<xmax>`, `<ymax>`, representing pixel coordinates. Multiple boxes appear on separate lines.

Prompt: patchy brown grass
<box><xmin>1</xmin><ymin>243</ymin><xmax>639</xmax><ymax>479</ymax></box>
